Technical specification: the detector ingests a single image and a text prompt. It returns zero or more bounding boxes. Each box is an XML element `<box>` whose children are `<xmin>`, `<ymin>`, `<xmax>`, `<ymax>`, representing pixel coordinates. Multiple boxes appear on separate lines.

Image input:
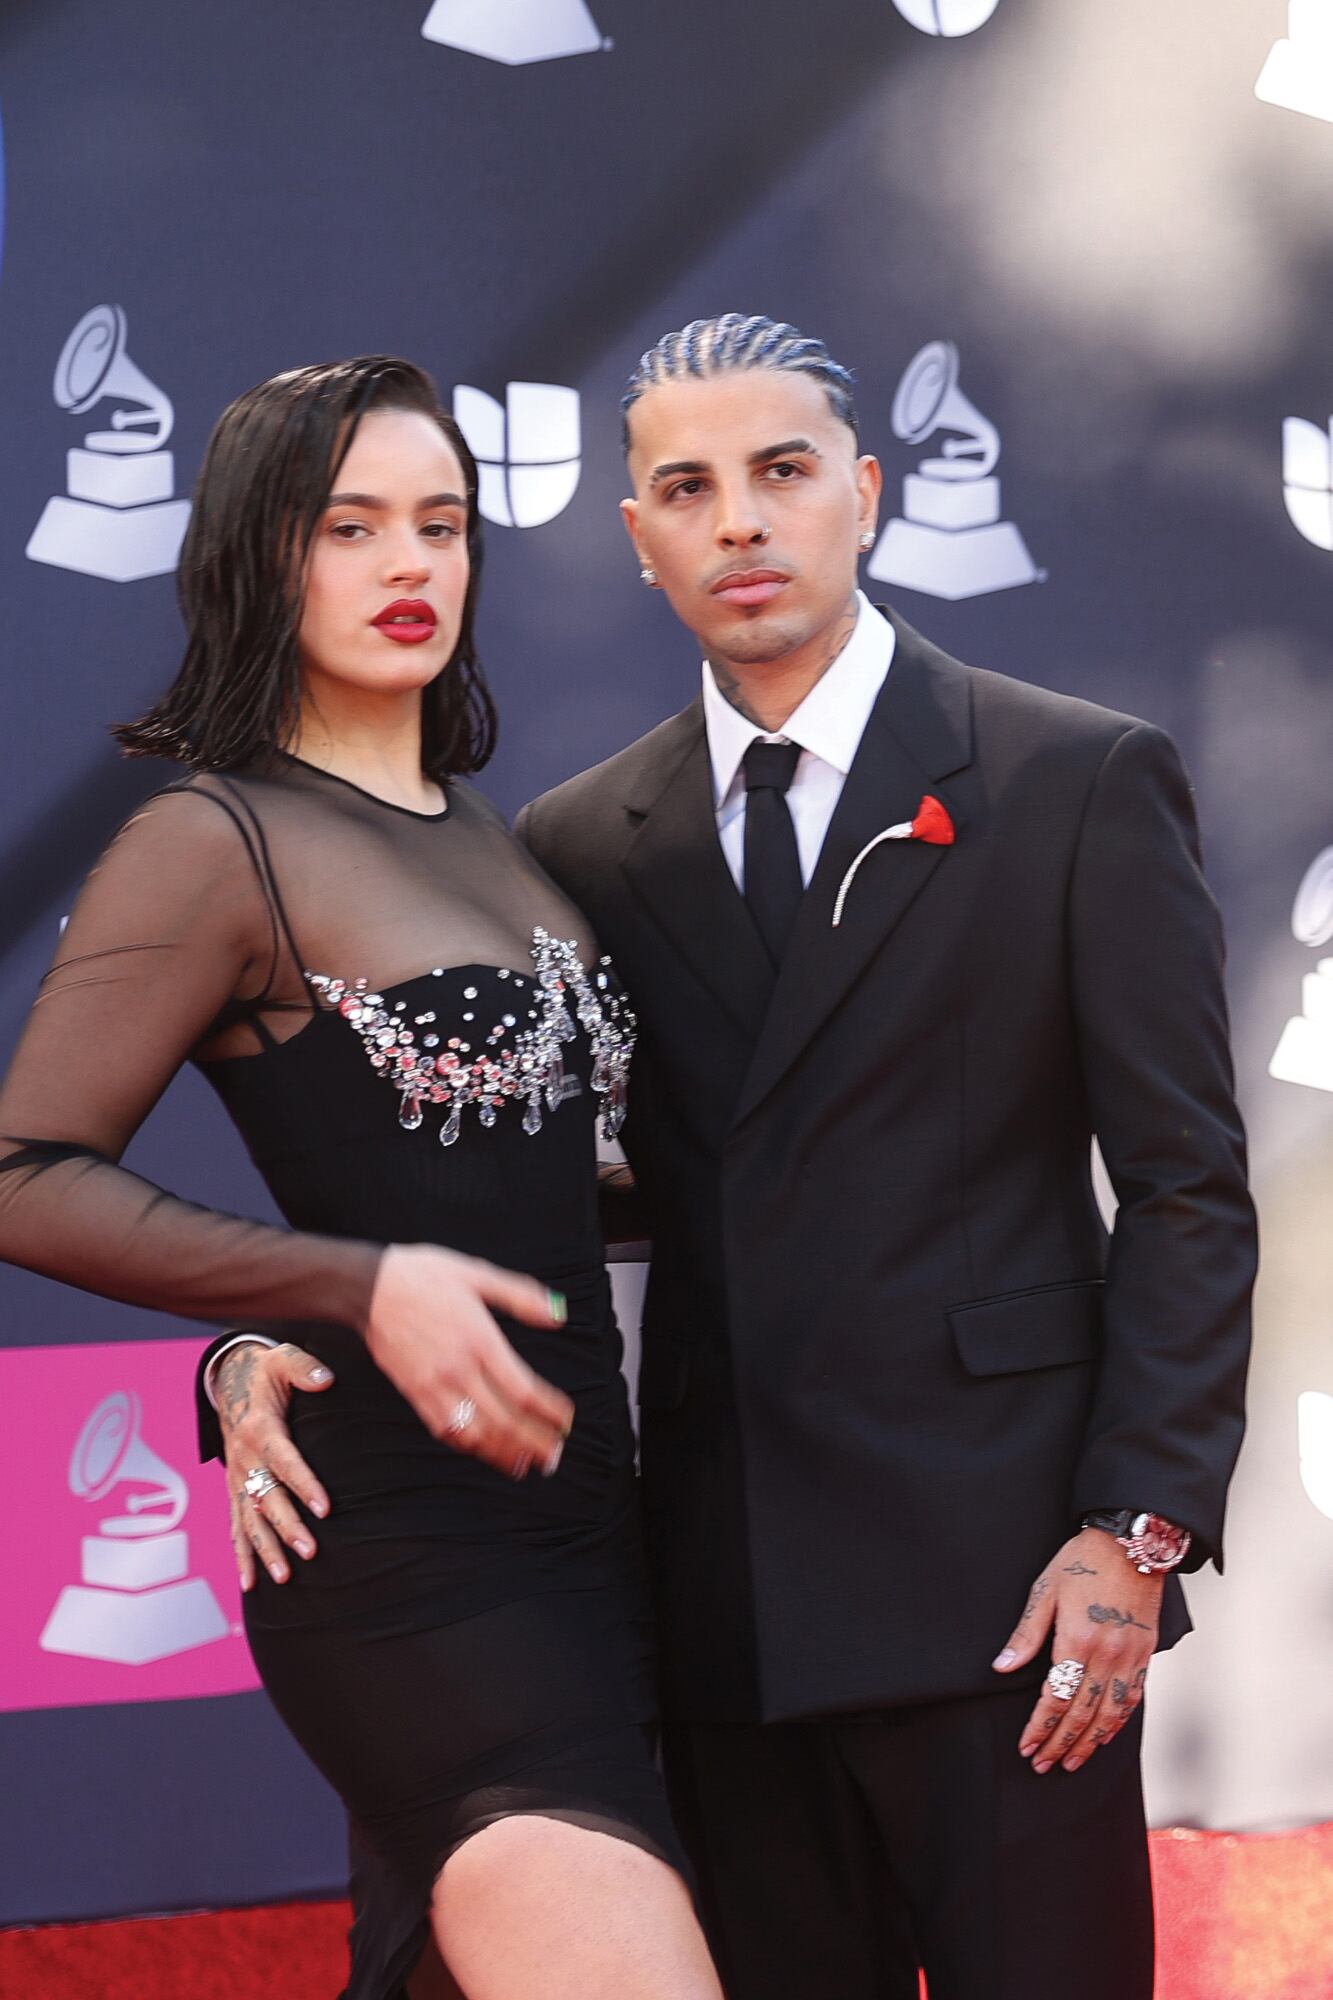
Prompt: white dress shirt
<box><xmin>702</xmin><ymin>592</ymin><xmax>896</xmax><ymax>891</ymax></box>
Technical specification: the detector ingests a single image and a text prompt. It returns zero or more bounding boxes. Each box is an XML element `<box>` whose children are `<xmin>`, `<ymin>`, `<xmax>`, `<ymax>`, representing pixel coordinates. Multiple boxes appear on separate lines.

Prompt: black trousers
<box><xmin>662</xmin><ymin>1687</ymin><xmax>1153</xmax><ymax>2000</ymax></box>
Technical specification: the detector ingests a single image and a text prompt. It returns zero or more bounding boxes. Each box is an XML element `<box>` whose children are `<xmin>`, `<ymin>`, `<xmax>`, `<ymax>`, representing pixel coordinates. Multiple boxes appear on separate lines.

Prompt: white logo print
<box><xmin>892</xmin><ymin>0</ymin><xmax>1002</xmax><ymax>36</ymax></box>
<box><xmin>39</xmin><ymin>1392</ymin><xmax>229</xmax><ymax>1666</ymax></box>
<box><xmin>422</xmin><ymin>0</ymin><xmax>603</xmax><ymax>64</ymax></box>
<box><xmin>453</xmin><ymin>382</ymin><xmax>580</xmax><ymax>528</ymax></box>
<box><xmin>867</xmin><ymin>340</ymin><xmax>1039</xmax><ymax>600</ymax></box>
<box><xmin>1269</xmin><ymin>846</ymin><xmax>1333</xmax><ymax>1093</ymax></box>
<box><xmin>1298</xmin><ymin>1393</ymin><xmax>1333</xmax><ymax>1519</ymax></box>
<box><xmin>1281</xmin><ymin>413</ymin><xmax>1333</xmax><ymax>550</ymax></box>
<box><xmin>1256</xmin><ymin>2</ymin><xmax>1333</xmax><ymax>125</ymax></box>
<box><xmin>26</xmin><ymin>305</ymin><xmax>191</xmax><ymax>583</ymax></box>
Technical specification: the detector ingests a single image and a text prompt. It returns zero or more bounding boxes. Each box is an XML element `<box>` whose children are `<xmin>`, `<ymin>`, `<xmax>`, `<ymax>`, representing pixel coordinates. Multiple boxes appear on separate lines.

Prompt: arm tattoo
<box><xmin>1087</xmin><ymin>1603</ymin><xmax>1152</xmax><ymax>1632</ymax></box>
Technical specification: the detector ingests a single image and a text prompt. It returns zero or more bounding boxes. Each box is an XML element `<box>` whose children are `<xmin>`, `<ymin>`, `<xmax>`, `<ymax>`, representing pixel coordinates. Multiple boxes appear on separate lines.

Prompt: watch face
<box><xmin>1122</xmin><ymin>1514</ymin><xmax>1190</xmax><ymax>1571</ymax></box>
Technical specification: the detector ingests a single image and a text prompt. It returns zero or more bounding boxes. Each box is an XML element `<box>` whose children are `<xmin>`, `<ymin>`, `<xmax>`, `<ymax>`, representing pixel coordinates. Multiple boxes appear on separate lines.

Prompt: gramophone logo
<box><xmin>0</xmin><ymin>1340</ymin><xmax>257</xmax><ymax>1714</ymax></box>
<box><xmin>1281</xmin><ymin>413</ymin><xmax>1333</xmax><ymax>550</ymax></box>
<box><xmin>453</xmin><ymin>382</ymin><xmax>581</xmax><ymax>528</ymax></box>
<box><xmin>867</xmin><ymin>340</ymin><xmax>1039</xmax><ymax>600</ymax></box>
<box><xmin>1256</xmin><ymin>2</ymin><xmax>1333</xmax><ymax>125</ymax></box>
<box><xmin>892</xmin><ymin>0</ymin><xmax>1002</xmax><ymax>35</ymax></box>
<box><xmin>422</xmin><ymin>0</ymin><xmax>604</xmax><ymax>64</ymax></box>
<box><xmin>26</xmin><ymin>304</ymin><xmax>192</xmax><ymax>583</ymax></box>
<box><xmin>1269</xmin><ymin>846</ymin><xmax>1333</xmax><ymax>1093</ymax></box>
<box><xmin>1298</xmin><ymin>1393</ymin><xmax>1333</xmax><ymax>1520</ymax></box>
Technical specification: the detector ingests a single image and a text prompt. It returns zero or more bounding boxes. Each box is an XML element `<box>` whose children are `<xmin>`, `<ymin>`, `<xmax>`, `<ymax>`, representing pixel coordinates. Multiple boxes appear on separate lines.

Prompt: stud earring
<box><xmin>859</xmin><ymin>530</ymin><xmax>875</xmax><ymax>551</ymax></box>
<box><xmin>640</xmin><ymin>565</ymin><xmax>658</xmax><ymax>587</ymax></box>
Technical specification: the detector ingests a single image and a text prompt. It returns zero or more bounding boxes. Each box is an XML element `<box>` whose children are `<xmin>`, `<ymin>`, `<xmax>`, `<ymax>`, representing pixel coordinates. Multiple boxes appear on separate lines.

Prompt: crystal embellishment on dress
<box><xmin>306</xmin><ymin>929</ymin><xmax>635</xmax><ymax>1146</ymax></box>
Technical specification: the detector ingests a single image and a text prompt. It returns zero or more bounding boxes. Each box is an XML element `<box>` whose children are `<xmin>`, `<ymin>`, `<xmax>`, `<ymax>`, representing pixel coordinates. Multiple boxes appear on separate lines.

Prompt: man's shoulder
<box><xmin>522</xmin><ymin>701</ymin><xmax>703</xmax><ymax>840</ymax></box>
<box><xmin>893</xmin><ymin>614</ymin><xmax>1144</xmax><ymax>745</ymax></box>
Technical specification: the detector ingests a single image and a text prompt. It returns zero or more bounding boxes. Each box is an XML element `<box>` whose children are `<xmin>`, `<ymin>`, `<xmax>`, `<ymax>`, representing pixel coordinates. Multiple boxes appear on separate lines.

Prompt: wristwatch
<box><xmin>1081</xmin><ymin>1509</ymin><xmax>1192</xmax><ymax>1574</ymax></box>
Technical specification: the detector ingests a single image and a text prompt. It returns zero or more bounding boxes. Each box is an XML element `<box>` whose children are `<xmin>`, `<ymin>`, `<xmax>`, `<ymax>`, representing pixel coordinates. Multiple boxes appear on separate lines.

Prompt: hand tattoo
<box><xmin>217</xmin><ymin>1345</ymin><xmax>259</xmax><ymax>1435</ymax></box>
<box><xmin>1063</xmin><ymin>1560</ymin><xmax>1098</xmax><ymax>1576</ymax></box>
<box><xmin>1112</xmin><ymin>1678</ymin><xmax>1131</xmax><ymax>1707</ymax></box>
<box><xmin>1087</xmin><ymin>1603</ymin><xmax>1152</xmax><ymax>1632</ymax></box>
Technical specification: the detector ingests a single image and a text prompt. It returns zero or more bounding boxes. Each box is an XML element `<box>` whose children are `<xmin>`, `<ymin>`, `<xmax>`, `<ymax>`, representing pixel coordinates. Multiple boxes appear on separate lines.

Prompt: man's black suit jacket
<box><xmin>515</xmin><ymin>609</ymin><xmax>1256</xmax><ymax>1728</ymax></box>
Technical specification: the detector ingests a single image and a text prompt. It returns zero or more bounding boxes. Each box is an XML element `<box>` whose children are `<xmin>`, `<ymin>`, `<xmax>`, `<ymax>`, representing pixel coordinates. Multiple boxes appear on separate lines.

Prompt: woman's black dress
<box><xmin>0</xmin><ymin>756</ymin><xmax>682</xmax><ymax>1998</ymax></box>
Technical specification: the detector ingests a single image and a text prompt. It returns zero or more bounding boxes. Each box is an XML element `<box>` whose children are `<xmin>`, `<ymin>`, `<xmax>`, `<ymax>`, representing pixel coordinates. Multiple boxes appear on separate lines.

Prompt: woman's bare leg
<box><xmin>430</xmin><ymin>1816</ymin><xmax>724</xmax><ymax>2000</ymax></box>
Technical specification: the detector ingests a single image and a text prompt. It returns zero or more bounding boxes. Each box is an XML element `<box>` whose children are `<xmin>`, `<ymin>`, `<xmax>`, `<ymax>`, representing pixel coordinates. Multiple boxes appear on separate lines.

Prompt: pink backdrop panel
<box><xmin>0</xmin><ymin>1338</ymin><xmax>259</xmax><ymax>1713</ymax></box>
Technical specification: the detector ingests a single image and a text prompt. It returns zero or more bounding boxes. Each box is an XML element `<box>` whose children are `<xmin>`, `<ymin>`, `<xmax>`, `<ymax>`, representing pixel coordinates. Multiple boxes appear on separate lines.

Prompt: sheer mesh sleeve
<box><xmin>0</xmin><ymin>788</ymin><xmax>381</xmax><ymax>1330</ymax></box>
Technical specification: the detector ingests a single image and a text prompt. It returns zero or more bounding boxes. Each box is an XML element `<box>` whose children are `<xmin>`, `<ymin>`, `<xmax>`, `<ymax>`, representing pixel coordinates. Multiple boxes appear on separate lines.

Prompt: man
<box><xmin>207</xmin><ymin>315</ymin><xmax>1255</xmax><ymax>1999</ymax></box>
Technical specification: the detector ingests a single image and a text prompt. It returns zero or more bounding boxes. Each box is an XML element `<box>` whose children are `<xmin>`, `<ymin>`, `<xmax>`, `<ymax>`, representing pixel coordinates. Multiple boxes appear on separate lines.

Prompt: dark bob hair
<box><xmin>116</xmin><ymin>355</ymin><xmax>496</xmax><ymax>778</ymax></box>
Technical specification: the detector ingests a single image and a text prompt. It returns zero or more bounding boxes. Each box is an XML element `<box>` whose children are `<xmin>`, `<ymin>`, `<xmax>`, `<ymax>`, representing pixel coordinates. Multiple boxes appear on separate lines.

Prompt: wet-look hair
<box><xmin>621</xmin><ymin>313</ymin><xmax>859</xmax><ymax>451</ymax></box>
<box><xmin>116</xmin><ymin>355</ymin><xmax>496</xmax><ymax>778</ymax></box>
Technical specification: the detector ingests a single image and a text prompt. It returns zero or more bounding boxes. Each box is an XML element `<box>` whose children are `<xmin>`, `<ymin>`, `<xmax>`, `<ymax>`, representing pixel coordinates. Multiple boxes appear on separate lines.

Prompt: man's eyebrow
<box><xmin>326</xmin><ymin>491</ymin><xmax>469</xmax><ymax>509</ymax></box>
<box><xmin>747</xmin><ymin>438</ymin><xmax>821</xmax><ymax>466</ymax></box>
<box><xmin>648</xmin><ymin>459</ymin><xmax>709</xmax><ymax>488</ymax></box>
<box><xmin>646</xmin><ymin>440</ymin><xmax>822</xmax><ymax>488</ymax></box>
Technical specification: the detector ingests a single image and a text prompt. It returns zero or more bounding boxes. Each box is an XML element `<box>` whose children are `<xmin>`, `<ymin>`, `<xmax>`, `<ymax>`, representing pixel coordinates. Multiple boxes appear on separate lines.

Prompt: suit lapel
<box><xmin>621</xmin><ymin>700</ymin><xmax>775</xmax><ymax>1037</ymax></box>
<box><xmin>731</xmin><ymin>612</ymin><xmax>974</xmax><ymax>1127</ymax></box>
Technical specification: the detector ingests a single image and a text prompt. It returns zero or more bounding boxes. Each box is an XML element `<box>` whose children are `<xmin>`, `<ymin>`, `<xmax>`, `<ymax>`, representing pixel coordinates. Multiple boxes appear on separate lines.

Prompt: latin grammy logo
<box><xmin>26</xmin><ymin>305</ymin><xmax>191</xmax><ymax>584</ymax></box>
<box><xmin>1256</xmin><ymin>1</ymin><xmax>1333</xmax><ymax>125</ymax></box>
<box><xmin>1297</xmin><ymin>1392</ymin><xmax>1333</xmax><ymax>1520</ymax></box>
<box><xmin>1269</xmin><ymin>845</ymin><xmax>1333</xmax><ymax>1094</ymax></box>
<box><xmin>39</xmin><ymin>1391</ymin><xmax>228</xmax><ymax>1666</ymax></box>
<box><xmin>453</xmin><ymin>382</ymin><xmax>581</xmax><ymax>528</ymax></box>
<box><xmin>892</xmin><ymin>0</ymin><xmax>1001</xmax><ymax>34</ymax></box>
<box><xmin>422</xmin><ymin>0</ymin><xmax>604</xmax><ymax>65</ymax></box>
<box><xmin>1281</xmin><ymin>413</ymin><xmax>1333</xmax><ymax>550</ymax></box>
<box><xmin>867</xmin><ymin>340</ymin><xmax>1039</xmax><ymax>601</ymax></box>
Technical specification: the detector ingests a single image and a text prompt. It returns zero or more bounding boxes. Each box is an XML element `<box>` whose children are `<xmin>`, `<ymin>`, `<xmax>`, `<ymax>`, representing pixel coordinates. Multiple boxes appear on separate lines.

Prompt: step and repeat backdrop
<box><xmin>1</xmin><ymin>0</ymin><xmax>1331</xmax><ymax>1927</ymax></box>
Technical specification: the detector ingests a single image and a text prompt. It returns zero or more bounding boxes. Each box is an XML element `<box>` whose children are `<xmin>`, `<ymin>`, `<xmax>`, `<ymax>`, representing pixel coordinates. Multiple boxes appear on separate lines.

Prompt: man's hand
<box><xmin>217</xmin><ymin>1341</ymin><xmax>335</xmax><ymax>1591</ymax></box>
<box><xmin>992</xmin><ymin>1527</ymin><xmax>1163</xmax><ymax>1773</ymax></box>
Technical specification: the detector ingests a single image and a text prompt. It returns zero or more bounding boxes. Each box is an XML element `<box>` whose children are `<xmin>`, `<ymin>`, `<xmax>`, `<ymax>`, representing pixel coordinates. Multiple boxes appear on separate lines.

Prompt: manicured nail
<box><xmin>269</xmin><ymin>1562</ymin><xmax>287</xmax><ymax>1582</ymax></box>
<box><xmin>543</xmin><ymin>1442</ymin><xmax>564</xmax><ymax>1477</ymax></box>
<box><xmin>1064</xmin><ymin>1758</ymin><xmax>1084</xmax><ymax>1772</ymax></box>
<box><xmin>1019</xmin><ymin>1744</ymin><xmax>1036</xmax><ymax>1759</ymax></box>
<box><xmin>548</xmin><ymin>1290</ymin><xmax>567</xmax><ymax>1325</ymax></box>
<box><xmin>1033</xmin><ymin>1760</ymin><xmax>1053</xmax><ymax>1775</ymax></box>
<box><xmin>309</xmin><ymin>1366</ymin><xmax>332</xmax><ymax>1384</ymax></box>
<box><xmin>294</xmin><ymin>1538</ymin><xmax>314</xmax><ymax>1558</ymax></box>
<box><xmin>994</xmin><ymin>1650</ymin><xmax>1017</xmax><ymax>1670</ymax></box>
<box><xmin>512</xmin><ymin>1453</ymin><xmax>533</xmax><ymax>1480</ymax></box>
<box><xmin>310</xmin><ymin>1496</ymin><xmax>329</xmax><ymax>1519</ymax></box>
<box><xmin>240</xmin><ymin>1573</ymin><xmax>252</xmax><ymax>1593</ymax></box>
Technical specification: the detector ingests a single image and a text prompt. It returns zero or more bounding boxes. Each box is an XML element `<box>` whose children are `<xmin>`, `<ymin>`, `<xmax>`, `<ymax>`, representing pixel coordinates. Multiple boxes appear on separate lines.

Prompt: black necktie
<box><xmin>742</xmin><ymin>740</ymin><xmax>804</xmax><ymax>966</ymax></box>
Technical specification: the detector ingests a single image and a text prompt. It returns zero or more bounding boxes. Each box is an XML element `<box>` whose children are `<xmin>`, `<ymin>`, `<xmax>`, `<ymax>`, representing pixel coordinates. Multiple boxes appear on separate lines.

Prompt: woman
<box><xmin>0</xmin><ymin>357</ymin><xmax>722</xmax><ymax>2000</ymax></box>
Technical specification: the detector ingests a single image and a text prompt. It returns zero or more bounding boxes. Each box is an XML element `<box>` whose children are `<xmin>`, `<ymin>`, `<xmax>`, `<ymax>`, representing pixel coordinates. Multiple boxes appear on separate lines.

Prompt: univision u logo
<box><xmin>453</xmin><ymin>383</ymin><xmax>581</xmax><ymax>529</ymax></box>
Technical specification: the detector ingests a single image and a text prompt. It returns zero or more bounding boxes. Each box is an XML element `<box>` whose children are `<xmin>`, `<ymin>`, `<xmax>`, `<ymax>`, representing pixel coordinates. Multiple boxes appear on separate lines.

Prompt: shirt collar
<box><xmin>701</xmin><ymin>592</ymin><xmax>896</xmax><ymax>807</ymax></box>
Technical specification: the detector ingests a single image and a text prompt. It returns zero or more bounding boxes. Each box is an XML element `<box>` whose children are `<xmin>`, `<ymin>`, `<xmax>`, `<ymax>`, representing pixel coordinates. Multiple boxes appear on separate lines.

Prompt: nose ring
<box><xmin>756</xmin><ymin>524</ymin><xmax>771</xmax><ymax>544</ymax></box>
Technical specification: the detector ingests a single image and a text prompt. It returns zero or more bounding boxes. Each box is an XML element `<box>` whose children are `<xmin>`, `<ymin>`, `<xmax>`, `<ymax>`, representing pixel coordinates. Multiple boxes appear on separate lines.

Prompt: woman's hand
<box><xmin>216</xmin><ymin>1340</ymin><xmax>335</xmax><ymax>1590</ymax></box>
<box><xmin>365</xmin><ymin>1244</ymin><xmax>574</xmax><ymax>1479</ymax></box>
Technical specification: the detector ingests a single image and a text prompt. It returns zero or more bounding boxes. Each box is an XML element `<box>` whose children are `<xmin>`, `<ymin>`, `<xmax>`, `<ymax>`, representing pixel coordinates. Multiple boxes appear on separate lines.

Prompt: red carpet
<box><xmin>1</xmin><ymin>1825</ymin><xmax>1329</xmax><ymax>1999</ymax></box>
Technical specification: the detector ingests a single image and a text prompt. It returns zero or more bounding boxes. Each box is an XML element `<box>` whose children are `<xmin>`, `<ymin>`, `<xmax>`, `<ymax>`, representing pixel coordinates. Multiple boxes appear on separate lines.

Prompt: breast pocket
<box><xmin>947</xmin><ymin>1278</ymin><xmax>1103</xmax><ymax>1376</ymax></box>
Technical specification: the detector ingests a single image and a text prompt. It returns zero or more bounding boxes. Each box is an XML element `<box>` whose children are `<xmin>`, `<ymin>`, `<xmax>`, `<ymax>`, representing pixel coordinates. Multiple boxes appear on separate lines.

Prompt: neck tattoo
<box><xmin>713</xmin><ymin>596</ymin><xmax>859</xmax><ymax>733</ymax></box>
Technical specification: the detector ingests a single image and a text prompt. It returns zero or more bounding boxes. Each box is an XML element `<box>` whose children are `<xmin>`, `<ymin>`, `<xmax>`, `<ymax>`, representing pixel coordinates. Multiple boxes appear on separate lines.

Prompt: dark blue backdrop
<box><xmin>2</xmin><ymin>0</ymin><xmax>1330</xmax><ymax>1928</ymax></box>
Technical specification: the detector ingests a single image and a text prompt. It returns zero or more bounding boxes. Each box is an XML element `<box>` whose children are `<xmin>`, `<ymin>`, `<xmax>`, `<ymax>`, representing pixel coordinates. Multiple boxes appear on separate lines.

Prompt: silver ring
<box><xmin>445</xmin><ymin>1396</ymin><xmax>478</xmax><ymax>1436</ymax></box>
<box><xmin>243</xmin><ymin>1465</ymin><xmax>280</xmax><ymax>1504</ymax></box>
<box><xmin>1046</xmin><ymin>1658</ymin><xmax>1086</xmax><ymax>1703</ymax></box>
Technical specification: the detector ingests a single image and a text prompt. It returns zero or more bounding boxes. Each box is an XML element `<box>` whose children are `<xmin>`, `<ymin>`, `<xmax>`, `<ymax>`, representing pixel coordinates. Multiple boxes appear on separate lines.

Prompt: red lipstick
<box><xmin>372</xmin><ymin>599</ymin><xmax>437</xmax><ymax>644</ymax></box>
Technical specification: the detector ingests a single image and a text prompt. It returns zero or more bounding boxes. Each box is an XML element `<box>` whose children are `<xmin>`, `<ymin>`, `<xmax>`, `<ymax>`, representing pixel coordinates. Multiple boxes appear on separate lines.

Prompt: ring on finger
<box><xmin>1046</xmin><ymin>1658</ymin><xmax>1086</xmax><ymax>1703</ymax></box>
<box><xmin>243</xmin><ymin>1465</ymin><xmax>280</xmax><ymax>1504</ymax></box>
<box><xmin>445</xmin><ymin>1396</ymin><xmax>478</xmax><ymax>1436</ymax></box>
